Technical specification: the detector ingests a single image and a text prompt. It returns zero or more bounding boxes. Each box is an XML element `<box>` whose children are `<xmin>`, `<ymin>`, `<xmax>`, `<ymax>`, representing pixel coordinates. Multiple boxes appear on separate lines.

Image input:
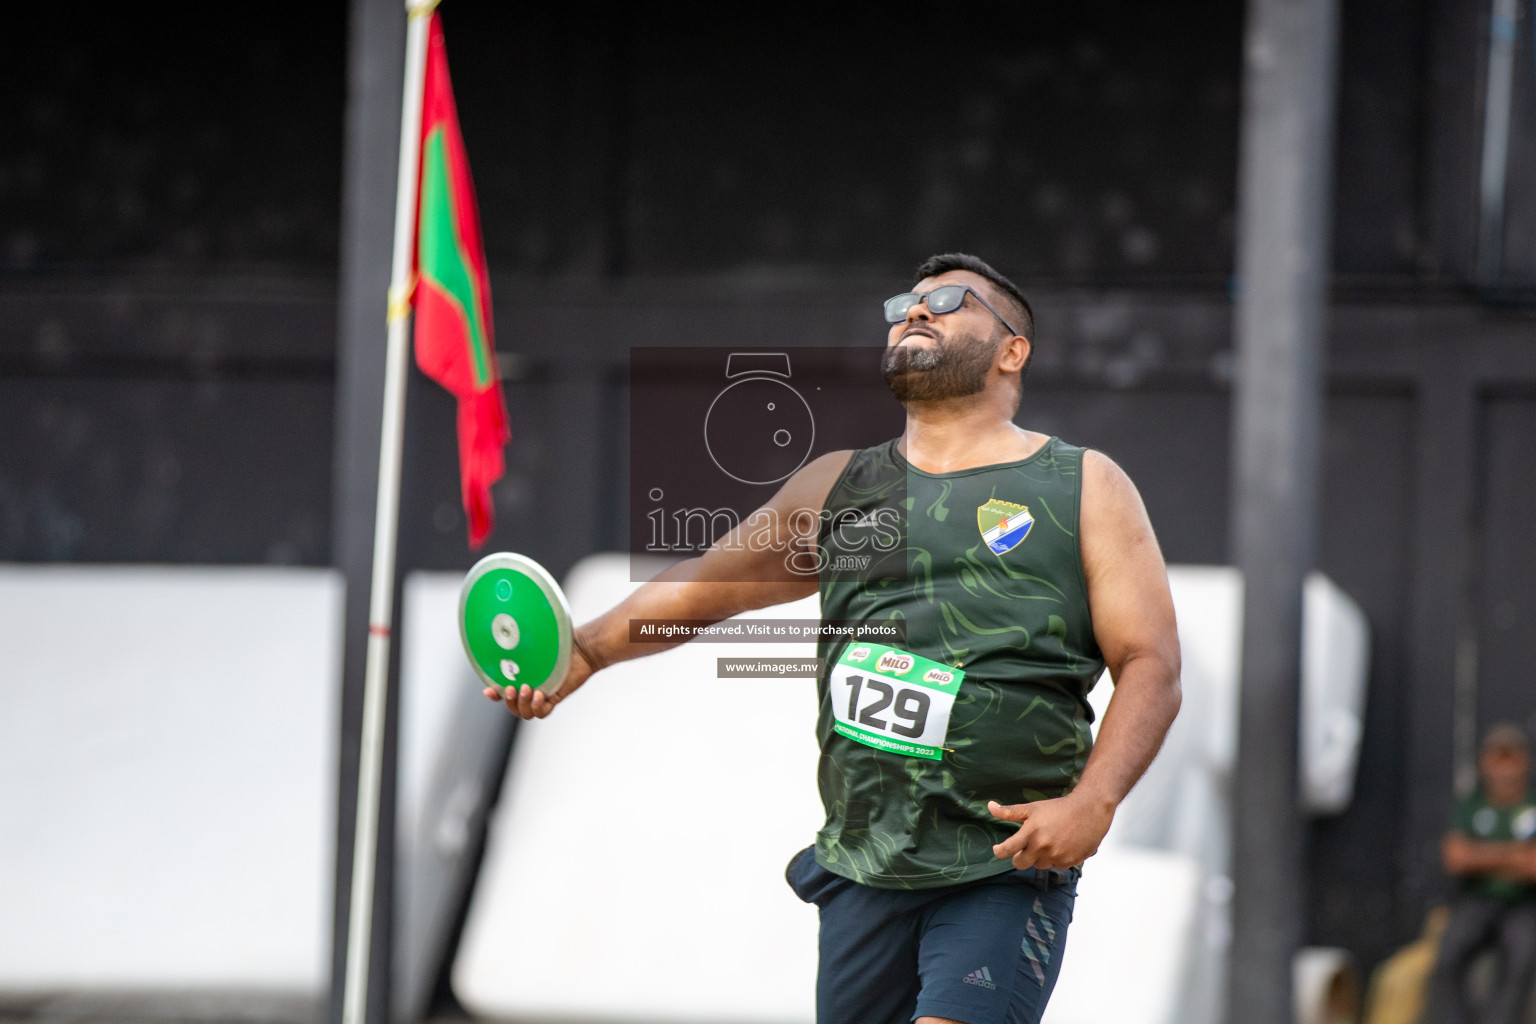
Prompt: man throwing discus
<box><xmin>487</xmin><ymin>252</ymin><xmax>1182</xmax><ymax>1024</ymax></box>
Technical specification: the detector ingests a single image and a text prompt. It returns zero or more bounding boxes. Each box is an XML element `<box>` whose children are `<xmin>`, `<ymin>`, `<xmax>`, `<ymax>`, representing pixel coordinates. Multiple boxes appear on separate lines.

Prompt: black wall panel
<box><xmin>442</xmin><ymin>1</ymin><xmax>1246</xmax><ymax>283</ymax></box>
<box><xmin>1332</xmin><ymin>0</ymin><xmax>1428</xmax><ymax>276</ymax></box>
<box><xmin>1022</xmin><ymin>385</ymin><xmax>1232</xmax><ymax>564</ymax></box>
<box><xmin>1475</xmin><ymin>396</ymin><xmax>1536</xmax><ymax>737</ymax></box>
<box><xmin>0</xmin><ymin>374</ymin><xmax>332</xmax><ymax>563</ymax></box>
<box><xmin>4</xmin><ymin>5</ymin><xmax>345</xmax><ymax>274</ymax></box>
<box><xmin>1308</xmin><ymin>392</ymin><xmax>1418</xmax><ymax>966</ymax></box>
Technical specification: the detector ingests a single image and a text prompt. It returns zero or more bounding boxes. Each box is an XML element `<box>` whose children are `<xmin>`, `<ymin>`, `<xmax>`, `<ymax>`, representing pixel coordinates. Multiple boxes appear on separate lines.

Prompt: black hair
<box><xmin>913</xmin><ymin>252</ymin><xmax>1034</xmax><ymax>344</ymax></box>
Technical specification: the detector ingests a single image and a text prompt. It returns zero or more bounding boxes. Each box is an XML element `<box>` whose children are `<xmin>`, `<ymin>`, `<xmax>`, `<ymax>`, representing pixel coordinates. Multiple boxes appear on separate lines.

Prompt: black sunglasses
<box><xmin>883</xmin><ymin>284</ymin><xmax>1021</xmax><ymax>337</ymax></box>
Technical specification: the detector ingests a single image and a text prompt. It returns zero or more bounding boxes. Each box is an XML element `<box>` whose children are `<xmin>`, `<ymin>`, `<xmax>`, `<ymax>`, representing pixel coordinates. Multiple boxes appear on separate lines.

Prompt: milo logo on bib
<box><xmin>828</xmin><ymin>642</ymin><xmax>964</xmax><ymax>760</ymax></box>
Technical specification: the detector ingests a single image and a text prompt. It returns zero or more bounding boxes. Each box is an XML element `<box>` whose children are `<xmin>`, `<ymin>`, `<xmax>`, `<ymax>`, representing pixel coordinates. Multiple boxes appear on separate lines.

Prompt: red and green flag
<box><xmin>412</xmin><ymin>12</ymin><xmax>509</xmax><ymax>549</ymax></box>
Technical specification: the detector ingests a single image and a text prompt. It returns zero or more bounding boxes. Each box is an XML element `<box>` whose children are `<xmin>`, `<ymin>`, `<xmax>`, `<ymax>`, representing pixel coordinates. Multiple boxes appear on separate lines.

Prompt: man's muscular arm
<box><xmin>489</xmin><ymin>450</ymin><xmax>853</xmax><ymax>720</ymax></box>
<box><xmin>988</xmin><ymin>450</ymin><xmax>1182</xmax><ymax>869</ymax></box>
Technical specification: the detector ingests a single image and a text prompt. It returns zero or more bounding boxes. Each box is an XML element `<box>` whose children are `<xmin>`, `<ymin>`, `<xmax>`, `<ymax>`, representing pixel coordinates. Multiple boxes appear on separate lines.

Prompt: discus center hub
<box><xmin>492</xmin><ymin>612</ymin><xmax>521</xmax><ymax>650</ymax></box>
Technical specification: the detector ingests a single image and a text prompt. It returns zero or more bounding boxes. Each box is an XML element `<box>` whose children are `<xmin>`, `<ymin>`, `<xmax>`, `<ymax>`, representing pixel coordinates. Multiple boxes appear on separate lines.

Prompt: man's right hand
<box><xmin>483</xmin><ymin>638</ymin><xmax>597</xmax><ymax>720</ymax></box>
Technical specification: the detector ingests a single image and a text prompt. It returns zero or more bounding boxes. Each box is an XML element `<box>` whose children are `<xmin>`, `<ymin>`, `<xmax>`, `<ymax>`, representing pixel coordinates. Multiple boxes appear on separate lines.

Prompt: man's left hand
<box><xmin>988</xmin><ymin>793</ymin><xmax>1115</xmax><ymax>870</ymax></box>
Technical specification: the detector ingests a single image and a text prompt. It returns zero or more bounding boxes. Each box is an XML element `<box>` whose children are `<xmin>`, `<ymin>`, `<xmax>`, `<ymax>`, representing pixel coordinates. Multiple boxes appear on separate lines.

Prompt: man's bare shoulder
<box><xmin>1078</xmin><ymin>449</ymin><xmax>1164</xmax><ymax>576</ymax></box>
<box><xmin>768</xmin><ymin>449</ymin><xmax>857</xmax><ymax>514</ymax></box>
<box><xmin>801</xmin><ymin>449</ymin><xmax>857</xmax><ymax>485</ymax></box>
<box><xmin>1080</xmin><ymin>448</ymin><xmax>1145</xmax><ymax>511</ymax></box>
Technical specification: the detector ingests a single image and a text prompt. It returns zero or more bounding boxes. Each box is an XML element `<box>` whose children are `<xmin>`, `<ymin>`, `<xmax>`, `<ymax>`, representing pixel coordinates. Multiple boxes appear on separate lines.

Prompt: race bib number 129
<box><xmin>829</xmin><ymin>642</ymin><xmax>964</xmax><ymax>760</ymax></box>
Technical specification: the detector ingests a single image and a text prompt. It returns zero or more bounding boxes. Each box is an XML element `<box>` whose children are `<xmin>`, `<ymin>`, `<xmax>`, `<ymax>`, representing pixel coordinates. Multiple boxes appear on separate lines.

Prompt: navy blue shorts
<box><xmin>786</xmin><ymin>847</ymin><xmax>1076</xmax><ymax>1024</ymax></box>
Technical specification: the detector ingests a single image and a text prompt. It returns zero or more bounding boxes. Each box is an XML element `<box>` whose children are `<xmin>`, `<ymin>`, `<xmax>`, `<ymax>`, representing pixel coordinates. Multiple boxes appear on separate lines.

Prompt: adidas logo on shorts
<box><xmin>962</xmin><ymin>965</ymin><xmax>997</xmax><ymax>990</ymax></box>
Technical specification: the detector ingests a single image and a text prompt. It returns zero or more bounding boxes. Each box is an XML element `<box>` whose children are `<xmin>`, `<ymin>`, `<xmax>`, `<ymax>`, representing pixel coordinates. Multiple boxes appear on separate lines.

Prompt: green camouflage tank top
<box><xmin>813</xmin><ymin>436</ymin><xmax>1105</xmax><ymax>888</ymax></box>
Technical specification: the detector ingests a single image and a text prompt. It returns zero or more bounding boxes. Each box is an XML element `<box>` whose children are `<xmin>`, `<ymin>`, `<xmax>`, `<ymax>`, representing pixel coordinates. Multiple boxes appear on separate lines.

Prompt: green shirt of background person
<box><xmin>1424</xmin><ymin>723</ymin><xmax>1536</xmax><ymax>1024</ymax></box>
<box><xmin>1444</xmin><ymin>724</ymin><xmax>1536</xmax><ymax>901</ymax></box>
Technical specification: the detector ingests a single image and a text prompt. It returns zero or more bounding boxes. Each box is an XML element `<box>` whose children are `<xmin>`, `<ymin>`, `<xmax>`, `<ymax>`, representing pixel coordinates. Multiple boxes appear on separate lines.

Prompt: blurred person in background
<box><xmin>1425</xmin><ymin>723</ymin><xmax>1536</xmax><ymax>1024</ymax></box>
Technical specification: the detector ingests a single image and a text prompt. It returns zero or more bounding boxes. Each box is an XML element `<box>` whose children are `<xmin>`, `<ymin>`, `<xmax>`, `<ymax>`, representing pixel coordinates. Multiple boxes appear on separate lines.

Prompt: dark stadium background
<box><xmin>4</xmin><ymin>0</ymin><xmax>1535</xmax><ymax>1009</ymax></box>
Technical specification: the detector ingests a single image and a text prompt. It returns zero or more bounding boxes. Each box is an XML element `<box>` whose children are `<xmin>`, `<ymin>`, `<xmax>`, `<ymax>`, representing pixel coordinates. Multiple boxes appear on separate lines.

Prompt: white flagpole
<box><xmin>342</xmin><ymin>3</ymin><xmax>436</xmax><ymax>1023</ymax></box>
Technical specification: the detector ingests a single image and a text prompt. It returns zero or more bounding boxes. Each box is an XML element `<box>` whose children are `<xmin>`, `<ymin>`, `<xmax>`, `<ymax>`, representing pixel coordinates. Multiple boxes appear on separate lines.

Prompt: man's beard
<box><xmin>881</xmin><ymin>329</ymin><xmax>998</xmax><ymax>402</ymax></box>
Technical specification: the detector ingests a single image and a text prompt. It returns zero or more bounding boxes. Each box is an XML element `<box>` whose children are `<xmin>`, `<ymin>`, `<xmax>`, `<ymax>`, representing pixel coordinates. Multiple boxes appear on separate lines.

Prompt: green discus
<box><xmin>458</xmin><ymin>552</ymin><xmax>573</xmax><ymax>696</ymax></box>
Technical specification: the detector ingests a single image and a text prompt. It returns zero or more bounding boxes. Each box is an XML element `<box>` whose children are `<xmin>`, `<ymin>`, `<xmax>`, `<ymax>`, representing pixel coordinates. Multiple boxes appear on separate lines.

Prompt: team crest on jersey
<box><xmin>977</xmin><ymin>499</ymin><xmax>1034</xmax><ymax>555</ymax></box>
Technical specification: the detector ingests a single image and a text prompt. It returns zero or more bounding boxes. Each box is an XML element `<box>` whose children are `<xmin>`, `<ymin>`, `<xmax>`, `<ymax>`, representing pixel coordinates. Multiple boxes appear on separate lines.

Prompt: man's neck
<box><xmin>1484</xmin><ymin>784</ymin><xmax>1529</xmax><ymax>809</ymax></box>
<box><xmin>898</xmin><ymin>396</ymin><xmax>1044</xmax><ymax>474</ymax></box>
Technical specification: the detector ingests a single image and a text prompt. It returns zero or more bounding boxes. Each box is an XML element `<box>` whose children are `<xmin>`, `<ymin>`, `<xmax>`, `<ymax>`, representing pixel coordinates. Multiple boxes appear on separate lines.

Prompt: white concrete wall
<box><xmin>0</xmin><ymin>566</ymin><xmax>343</xmax><ymax>996</ymax></box>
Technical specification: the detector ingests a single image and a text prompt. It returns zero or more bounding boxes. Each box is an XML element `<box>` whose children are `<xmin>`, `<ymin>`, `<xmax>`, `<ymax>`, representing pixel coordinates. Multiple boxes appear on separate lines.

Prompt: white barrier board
<box><xmin>0</xmin><ymin>566</ymin><xmax>342</xmax><ymax>994</ymax></box>
<box><xmin>1043</xmin><ymin>847</ymin><xmax>1203</xmax><ymax>1024</ymax></box>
